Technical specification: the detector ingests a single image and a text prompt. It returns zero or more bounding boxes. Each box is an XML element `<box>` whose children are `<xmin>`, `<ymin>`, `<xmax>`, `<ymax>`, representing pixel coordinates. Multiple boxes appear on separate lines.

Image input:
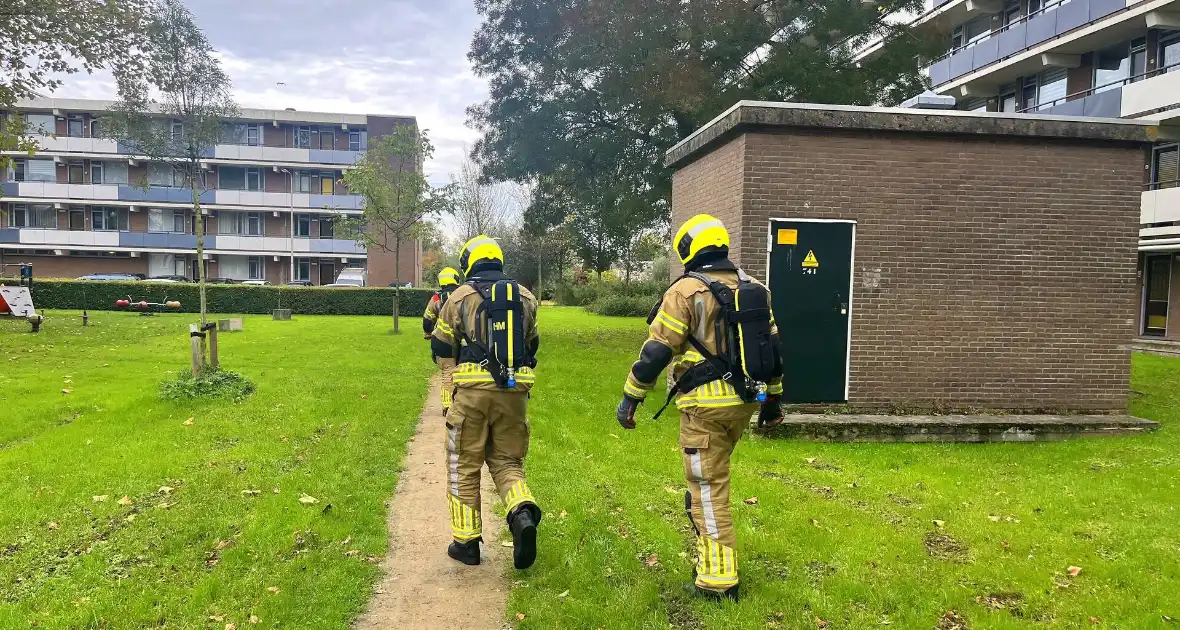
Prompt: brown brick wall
<box><xmin>265</xmin><ymin>123</ymin><xmax>292</xmax><ymax>148</ymax></box>
<box><xmin>672</xmin><ymin>128</ymin><xmax>1144</xmax><ymax>411</ymax></box>
<box><xmin>366</xmin><ymin>236</ymin><xmax>421</xmax><ymax>287</ymax></box>
<box><xmin>2</xmin><ymin>254</ymin><xmax>148</xmax><ymax>278</ymax></box>
<box><xmin>1170</xmin><ymin>254</ymin><xmax>1180</xmax><ymax>341</ymax></box>
<box><xmin>265</xmin><ymin>170</ymin><xmax>289</xmax><ymax>193</ymax></box>
<box><xmin>669</xmin><ymin>134</ymin><xmax>746</xmax><ymax>276</ymax></box>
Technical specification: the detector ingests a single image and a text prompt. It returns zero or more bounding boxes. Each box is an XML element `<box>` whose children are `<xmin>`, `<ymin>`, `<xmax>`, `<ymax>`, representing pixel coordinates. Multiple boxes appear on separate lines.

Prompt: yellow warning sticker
<box><xmin>777</xmin><ymin>229</ymin><xmax>797</xmax><ymax>245</ymax></box>
<box><xmin>802</xmin><ymin>250</ymin><xmax>819</xmax><ymax>268</ymax></box>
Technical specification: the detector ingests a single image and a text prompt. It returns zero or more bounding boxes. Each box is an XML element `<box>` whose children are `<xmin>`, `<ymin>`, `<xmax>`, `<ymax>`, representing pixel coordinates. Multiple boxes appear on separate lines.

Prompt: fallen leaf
<box><xmin>663</xmin><ymin>486</ymin><xmax>679</xmax><ymax>495</ymax></box>
<box><xmin>1005</xmin><ymin>516</ymin><xmax>1021</xmax><ymax>523</ymax></box>
<box><xmin>609</xmin><ymin>433</ymin><xmax>620</xmax><ymax>439</ymax></box>
<box><xmin>1163</xmin><ymin>615</ymin><xmax>1176</xmax><ymax>624</ymax></box>
<box><xmin>249</xmin><ymin>616</ymin><xmax>260</xmax><ymax>625</ymax></box>
<box><xmin>125</xmin><ymin>514</ymin><xmax>136</xmax><ymax>523</ymax></box>
<box><xmin>360</xmin><ymin>394</ymin><xmax>368</xmax><ymax>399</ymax></box>
<box><xmin>208</xmin><ymin>615</ymin><xmax>225</xmax><ymax>622</ymax></box>
<box><xmin>516</xmin><ymin>612</ymin><xmax>526</xmax><ymax>621</ymax></box>
<box><xmin>557</xmin><ymin>590</ymin><xmax>570</xmax><ymax>599</ymax></box>
<box><xmin>1068</xmin><ymin>566</ymin><xmax>1082</xmax><ymax>577</ymax></box>
<box><xmin>805</xmin><ymin>457</ymin><xmax>817</xmax><ymax>464</ymax></box>
<box><xmin>988</xmin><ymin>515</ymin><xmax>1001</xmax><ymax>522</ymax></box>
<box><xmin>501</xmin><ymin>539</ymin><xmax>514</xmax><ymax>548</ymax></box>
<box><xmin>810</xmin><ymin>519</ymin><xmax>820</xmax><ymax>526</ymax></box>
<box><xmin>158</xmin><ymin>486</ymin><xmax>174</xmax><ymax>496</ymax></box>
<box><xmin>1001</xmin><ymin>541</ymin><xmax>1011</xmax><ymax>550</ymax></box>
<box><xmin>933</xmin><ymin>520</ymin><xmax>946</xmax><ymax>528</ymax></box>
<box><xmin>559</xmin><ymin>509</ymin><xmax>569</xmax><ymax>518</ymax></box>
<box><xmin>183</xmin><ymin>418</ymin><xmax>194</xmax><ymax>426</ymax></box>
<box><xmin>267</xmin><ymin>586</ymin><xmax>280</xmax><ymax>595</ymax></box>
<box><xmin>677</xmin><ymin>551</ymin><xmax>688</xmax><ymax>558</ymax></box>
<box><xmin>273</xmin><ymin>487</ymin><xmax>281</xmax><ymax>494</ymax></box>
<box><xmin>92</xmin><ymin>495</ymin><xmax>108</xmax><ymax>503</ymax></box>
<box><xmin>366</xmin><ymin>555</ymin><xmax>380</xmax><ymax>563</ymax></box>
<box><xmin>214</xmin><ymin>540</ymin><xmax>236</xmax><ymax>551</ymax></box>
<box><xmin>644</xmin><ymin>553</ymin><xmax>660</xmax><ymax>568</ymax></box>
<box><xmin>226</xmin><ymin>624</ymin><xmax>237</xmax><ymax>630</ymax></box>
<box><xmin>61</xmin><ymin>388</ymin><xmax>72</xmax><ymax>394</ymax></box>
<box><xmin>344</xmin><ymin>550</ymin><xmax>361</xmax><ymax>557</ymax></box>
<box><xmin>340</xmin><ymin>536</ymin><xmax>352</xmax><ymax>546</ymax></box>
<box><xmin>117</xmin><ymin>496</ymin><xmax>133</xmax><ymax>506</ymax></box>
<box><xmin>816</xmin><ymin>617</ymin><xmax>828</xmax><ymax>628</ymax></box>
<box><xmin>157</xmin><ymin>501</ymin><xmax>172</xmax><ymax>509</ymax></box>
<box><xmin>743</xmin><ymin>496</ymin><xmax>759</xmax><ymax>505</ymax></box>
<box><xmin>47</xmin><ymin>521</ymin><xmax>60</xmax><ymax>530</ymax></box>
<box><xmin>298</xmin><ymin>494</ymin><xmax>319</xmax><ymax>505</ymax></box>
<box><xmin>1089</xmin><ymin>616</ymin><xmax>1102</xmax><ymax>624</ymax></box>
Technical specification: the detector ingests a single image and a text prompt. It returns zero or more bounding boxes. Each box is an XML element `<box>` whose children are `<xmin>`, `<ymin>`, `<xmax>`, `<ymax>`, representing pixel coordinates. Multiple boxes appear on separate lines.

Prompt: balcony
<box><xmin>1</xmin><ymin>182</ymin><xmax>120</xmax><ymax>201</ymax></box>
<box><xmin>1122</xmin><ymin>68</ymin><xmax>1180</xmax><ymax>118</ymax></box>
<box><xmin>23</xmin><ymin>135</ymin><xmax>364</xmax><ymax>166</ymax></box>
<box><xmin>204</xmin><ymin>235</ymin><xmax>365</xmax><ymax>254</ymax></box>
<box><xmin>1142</xmin><ymin>186</ymin><xmax>1180</xmax><ymax>225</ymax></box>
<box><xmin>2</xmin><ymin>228</ymin><xmax>121</xmax><ymax>247</ymax></box>
<box><xmin>117</xmin><ymin>185</ymin><xmax>216</xmax><ymax>204</ymax></box>
<box><xmin>928</xmin><ymin>0</ymin><xmax>1128</xmax><ymax>87</ymax></box>
<box><xmin>33</xmin><ymin>135</ymin><xmax>119</xmax><ymax>154</ymax></box>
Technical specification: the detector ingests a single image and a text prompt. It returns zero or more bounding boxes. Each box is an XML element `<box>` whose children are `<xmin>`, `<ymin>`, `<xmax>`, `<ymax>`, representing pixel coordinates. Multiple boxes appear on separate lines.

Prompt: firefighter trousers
<box><xmin>444</xmin><ymin>387</ymin><xmax>536</xmax><ymax>542</ymax></box>
<box><xmin>437</xmin><ymin>361</ymin><xmax>455</xmax><ymax>411</ymax></box>
<box><xmin>680</xmin><ymin>403</ymin><xmax>756</xmax><ymax>593</ymax></box>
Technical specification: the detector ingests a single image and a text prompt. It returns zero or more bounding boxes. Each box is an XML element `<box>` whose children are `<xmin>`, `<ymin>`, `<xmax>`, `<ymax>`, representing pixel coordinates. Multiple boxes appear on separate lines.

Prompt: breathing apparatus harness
<box><xmin>456</xmin><ymin>271</ymin><xmax>535</xmax><ymax>389</ymax></box>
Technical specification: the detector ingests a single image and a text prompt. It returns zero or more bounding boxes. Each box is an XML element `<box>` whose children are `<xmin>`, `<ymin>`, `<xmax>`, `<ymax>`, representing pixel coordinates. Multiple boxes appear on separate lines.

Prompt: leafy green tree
<box><xmin>102</xmin><ymin>0</ymin><xmax>238</xmax><ymax>368</ymax></box>
<box><xmin>342</xmin><ymin>127</ymin><xmax>442</xmax><ymax>333</ymax></box>
<box><xmin>0</xmin><ymin>0</ymin><xmax>150</xmax><ymax>168</ymax></box>
<box><xmin>468</xmin><ymin>0</ymin><xmax>940</xmax><ymax>238</ymax></box>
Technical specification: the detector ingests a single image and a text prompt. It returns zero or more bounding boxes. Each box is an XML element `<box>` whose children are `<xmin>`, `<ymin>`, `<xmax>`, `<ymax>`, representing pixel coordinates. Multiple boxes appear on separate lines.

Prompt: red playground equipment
<box><xmin>115</xmin><ymin>295</ymin><xmax>182</xmax><ymax>314</ymax></box>
<box><xmin>0</xmin><ymin>263</ymin><xmax>42</xmax><ymax>332</ymax></box>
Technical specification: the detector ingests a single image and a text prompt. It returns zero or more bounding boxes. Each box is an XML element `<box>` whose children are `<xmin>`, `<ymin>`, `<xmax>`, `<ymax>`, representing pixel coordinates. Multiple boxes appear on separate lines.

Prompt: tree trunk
<box><xmin>392</xmin><ymin>236</ymin><xmax>401</xmax><ymax>334</ymax></box>
<box><xmin>192</xmin><ymin>173</ymin><xmax>208</xmax><ymax>367</ymax></box>
<box><xmin>536</xmin><ymin>241</ymin><xmax>543</xmax><ymax>302</ymax></box>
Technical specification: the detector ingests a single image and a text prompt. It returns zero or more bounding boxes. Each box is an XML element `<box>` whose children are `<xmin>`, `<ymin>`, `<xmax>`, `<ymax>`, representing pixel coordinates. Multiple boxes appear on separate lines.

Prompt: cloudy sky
<box><xmin>55</xmin><ymin>0</ymin><xmax>488</xmax><ymax>187</ymax></box>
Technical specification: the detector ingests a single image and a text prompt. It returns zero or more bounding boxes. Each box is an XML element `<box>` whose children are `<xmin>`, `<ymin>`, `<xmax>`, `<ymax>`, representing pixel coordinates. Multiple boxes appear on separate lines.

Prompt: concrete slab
<box><xmin>1134</xmin><ymin>337</ymin><xmax>1180</xmax><ymax>358</ymax></box>
<box><xmin>771</xmin><ymin>414</ymin><xmax>1160</xmax><ymax>443</ymax></box>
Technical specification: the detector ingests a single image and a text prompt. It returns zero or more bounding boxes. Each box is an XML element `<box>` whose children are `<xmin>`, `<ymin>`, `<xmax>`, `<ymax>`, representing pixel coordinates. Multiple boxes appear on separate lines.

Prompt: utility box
<box><xmin>666</xmin><ymin>102</ymin><xmax>1165</xmax><ymax>412</ymax></box>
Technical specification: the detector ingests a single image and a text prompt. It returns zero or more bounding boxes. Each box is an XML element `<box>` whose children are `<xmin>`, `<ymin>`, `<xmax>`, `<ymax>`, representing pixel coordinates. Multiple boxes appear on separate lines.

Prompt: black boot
<box><xmin>691</xmin><ymin>582</ymin><xmax>740</xmax><ymax>601</ymax></box>
<box><xmin>507</xmin><ymin>503</ymin><xmax>541</xmax><ymax>570</ymax></box>
<box><xmin>447</xmin><ymin>538</ymin><xmax>480</xmax><ymax>566</ymax></box>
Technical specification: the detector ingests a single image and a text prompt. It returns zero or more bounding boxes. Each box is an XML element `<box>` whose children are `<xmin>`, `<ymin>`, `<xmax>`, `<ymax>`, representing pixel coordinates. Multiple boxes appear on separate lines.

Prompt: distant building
<box><xmin>0</xmin><ymin>97</ymin><xmax>421</xmax><ymax>286</ymax></box>
<box><xmin>857</xmin><ymin>0</ymin><xmax>1180</xmax><ymax>339</ymax></box>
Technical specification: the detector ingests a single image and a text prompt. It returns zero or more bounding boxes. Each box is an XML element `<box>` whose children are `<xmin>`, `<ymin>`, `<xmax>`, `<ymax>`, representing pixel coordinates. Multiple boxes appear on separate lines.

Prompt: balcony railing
<box><xmin>24</xmin><ymin>134</ymin><xmax>363</xmax><ymax>166</ymax></box>
<box><xmin>1</xmin><ymin>181</ymin><xmax>363</xmax><ymax>210</ymax></box>
<box><xmin>1141</xmin><ymin>185</ymin><xmax>1180</xmax><ymax>226</ymax></box>
<box><xmin>0</xmin><ymin>228</ymin><xmax>366</xmax><ymax>255</ymax></box>
<box><xmin>929</xmin><ymin>0</ymin><xmax>1130</xmax><ymax>87</ymax></box>
<box><xmin>1015</xmin><ymin>62</ymin><xmax>1180</xmax><ymax>117</ymax></box>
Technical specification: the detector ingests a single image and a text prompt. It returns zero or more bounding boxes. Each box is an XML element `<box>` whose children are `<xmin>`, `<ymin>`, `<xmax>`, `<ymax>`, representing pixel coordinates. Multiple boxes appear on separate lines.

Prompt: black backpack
<box><xmin>651</xmin><ymin>270</ymin><xmax>781</xmax><ymax>419</ymax></box>
<box><xmin>459</xmin><ymin>278</ymin><xmax>534</xmax><ymax>388</ymax></box>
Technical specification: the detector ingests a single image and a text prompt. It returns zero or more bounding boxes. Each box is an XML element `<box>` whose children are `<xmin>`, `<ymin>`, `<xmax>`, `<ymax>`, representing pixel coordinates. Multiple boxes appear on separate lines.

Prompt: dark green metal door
<box><xmin>767</xmin><ymin>219</ymin><xmax>855</xmax><ymax>403</ymax></box>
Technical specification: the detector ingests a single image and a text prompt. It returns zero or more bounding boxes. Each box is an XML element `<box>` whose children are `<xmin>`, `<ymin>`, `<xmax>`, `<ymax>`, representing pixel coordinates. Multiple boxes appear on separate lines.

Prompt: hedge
<box><xmin>13</xmin><ymin>280</ymin><xmax>436</xmax><ymax>316</ymax></box>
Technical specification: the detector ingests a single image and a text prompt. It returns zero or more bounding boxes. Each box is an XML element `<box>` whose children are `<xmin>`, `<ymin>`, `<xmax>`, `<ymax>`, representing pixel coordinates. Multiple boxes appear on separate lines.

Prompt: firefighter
<box><xmin>424</xmin><ymin>266</ymin><xmax>462</xmax><ymax>415</ymax></box>
<box><xmin>431</xmin><ymin>236</ymin><xmax>542</xmax><ymax>569</ymax></box>
<box><xmin>615</xmin><ymin>214</ymin><xmax>785</xmax><ymax>600</ymax></box>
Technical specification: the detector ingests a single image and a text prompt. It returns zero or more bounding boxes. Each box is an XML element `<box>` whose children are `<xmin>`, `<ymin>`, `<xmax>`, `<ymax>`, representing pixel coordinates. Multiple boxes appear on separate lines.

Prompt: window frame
<box><xmin>1160</xmin><ymin>32</ymin><xmax>1180</xmax><ymax>75</ymax></box>
<box><xmin>218</xmin><ymin>166</ymin><xmax>248</xmax><ymax>190</ymax></box>
<box><xmin>90</xmin><ymin>161</ymin><xmax>104</xmax><ymax>185</ymax></box>
<box><xmin>170</xmin><ymin>121</ymin><xmax>184</xmax><ymax>141</ymax></box>
<box><xmin>296</xmin><ymin>258</ymin><xmax>311</xmax><ymax>281</ymax></box>
<box><xmin>246</xmin><ymin>212</ymin><xmax>263</xmax><ymax>236</ymax></box>
<box><xmin>348</xmin><ymin>131</ymin><xmax>361</xmax><ymax>151</ymax></box>
<box><xmin>1152</xmin><ymin>143</ymin><xmax>1179</xmax><ymax>190</ymax></box>
<box><xmin>248</xmin><ymin>256</ymin><xmax>263</xmax><ymax>280</ymax></box>
<box><xmin>12</xmin><ymin>159</ymin><xmax>26</xmax><ymax>182</ymax></box>
<box><xmin>245</xmin><ymin>167</ymin><xmax>262</xmax><ymax>191</ymax></box>
<box><xmin>295</xmin><ymin>213</ymin><xmax>311</xmax><ymax>238</ymax></box>
<box><xmin>68</xmin><ymin>161</ymin><xmax>85</xmax><ymax>184</ymax></box>
<box><xmin>296</xmin><ymin>125</ymin><xmax>311</xmax><ymax>148</ymax></box>
<box><xmin>67</xmin><ymin>116</ymin><xmax>85</xmax><ymax>138</ymax></box>
<box><xmin>246</xmin><ymin>124</ymin><xmax>261</xmax><ymax>146</ymax></box>
<box><xmin>10</xmin><ymin>204</ymin><xmax>56</xmax><ymax>229</ymax></box>
<box><xmin>92</xmin><ymin>207</ymin><xmax>129</xmax><ymax>232</ymax></box>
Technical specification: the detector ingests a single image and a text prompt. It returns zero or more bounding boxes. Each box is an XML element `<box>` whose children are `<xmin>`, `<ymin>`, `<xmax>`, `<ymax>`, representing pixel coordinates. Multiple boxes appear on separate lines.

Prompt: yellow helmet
<box><xmin>459</xmin><ymin>234</ymin><xmax>504</xmax><ymax>275</ymax></box>
<box><xmin>674</xmin><ymin>214</ymin><xmax>730</xmax><ymax>266</ymax></box>
<box><xmin>438</xmin><ymin>267</ymin><xmax>460</xmax><ymax>287</ymax></box>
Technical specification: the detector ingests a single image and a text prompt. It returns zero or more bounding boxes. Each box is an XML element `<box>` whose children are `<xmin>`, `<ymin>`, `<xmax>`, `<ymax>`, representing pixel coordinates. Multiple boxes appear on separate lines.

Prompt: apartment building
<box><xmin>0</xmin><ymin>98</ymin><xmax>421</xmax><ymax>287</ymax></box>
<box><xmin>862</xmin><ymin>0</ymin><xmax>1180</xmax><ymax>340</ymax></box>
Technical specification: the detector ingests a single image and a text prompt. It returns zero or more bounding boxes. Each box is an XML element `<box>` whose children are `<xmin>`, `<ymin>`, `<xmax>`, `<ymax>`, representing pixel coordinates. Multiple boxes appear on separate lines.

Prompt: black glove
<box><xmin>616</xmin><ymin>395</ymin><xmax>642</xmax><ymax>430</ymax></box>
<box><xmin>757</xmin><ymin>394</ymin><xmax>783</xmax><ymax>429</ymax></box>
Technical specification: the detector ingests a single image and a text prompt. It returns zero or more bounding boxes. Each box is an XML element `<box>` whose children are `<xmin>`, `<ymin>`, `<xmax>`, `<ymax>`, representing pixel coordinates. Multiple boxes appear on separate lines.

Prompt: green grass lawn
<box><xmin>517</xmin><ymin>308</ymin><xmax>1180</xmax><ymax>629</ymax></box>
<box><xmin>0</xmin><ymin>311</ymin><xmax>433</xmax><ymax>629</ymax></box>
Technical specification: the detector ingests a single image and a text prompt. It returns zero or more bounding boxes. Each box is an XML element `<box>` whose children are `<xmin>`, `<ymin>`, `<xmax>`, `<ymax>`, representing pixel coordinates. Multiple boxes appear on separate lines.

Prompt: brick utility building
<box><xmin>667</xmin><ymin>101</ymin><xmax>1168</xmax><ymax>412</ymax></box>
<box><xmin>0</xmin><ymin>98</ymin><xmax>421</xmax><ymax>286</ymax></box>
<box><xmin>854</xmin><ymin>0</ymin><xmax>1180</xmax><ymax>341</ymax></box>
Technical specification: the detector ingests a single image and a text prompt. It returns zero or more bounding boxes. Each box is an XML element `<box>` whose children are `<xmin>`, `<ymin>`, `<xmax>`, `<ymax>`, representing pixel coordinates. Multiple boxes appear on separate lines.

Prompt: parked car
<box><xmin>149</xmin><ymin>275</ymin><xmax>191</xmax><ymax>282</ymax></box>
<box><xmin>387</xmin><ymin>282</ymin><xmax>414</xmax><ymax>288</ymax></box>
<box><xmin>333</xmin><ymin>267</ymin><xmax>367</xmax><ymax>287</ymax></box>
<box><xmin>144</xmin><ymin>278</ymin><xmax>181</xmax><ymax>283</ymax></box>
<box><xmin>206</xmin><ymin>277</ymin><xmax>238</xmax><ymax>284</ymax></box>
<box><xmin>323</xmin><ymin>283</ymin><xmax>361</xmax><ymax>288</ymax></box>
<box><xmin>76</xmin><ymin>273</ymin><xmax>141</xmax><ymax>281</ymax></box>
<box><xmin>287</xmin><ymin>280</ymin><xmax>313</xmax><ymax>287</ymax></box>
<box><xmin>240</xmin><ymin>280</ymin><xmax>270</xmax><ymax>286</ymax></box>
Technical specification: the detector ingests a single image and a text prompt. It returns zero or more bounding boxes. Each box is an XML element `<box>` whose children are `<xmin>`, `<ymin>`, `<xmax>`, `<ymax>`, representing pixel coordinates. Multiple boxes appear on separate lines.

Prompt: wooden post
<box><xmin>208</xmin><ymin>325</ymin><xmax>219</xmax><ymax>370</ymax></box>
<box><xmin>189</xmin><ymin>324</ymin><xmax>201</xmax><ymax>377</ymax></box>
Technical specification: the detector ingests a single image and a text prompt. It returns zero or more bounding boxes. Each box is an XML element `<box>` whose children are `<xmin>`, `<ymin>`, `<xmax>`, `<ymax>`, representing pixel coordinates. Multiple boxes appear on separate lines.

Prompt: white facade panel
<box><xmin>33</xmin><ymin>135</ymin><xmax>119</xmax><ymax>153</ymax></box>
<box><xmin>262</xmin><ymin>147</ymin><xmax>310</xmax><ymax>162</ymax></box>
<box><xmin>1123</xmin><ymin>70</ymin><xmax>1180</xmax><ymax>119</ymax></box>
<box><xmin>218</xmin><ymin>255</ymin><xmax>250</xmax><ymax>280</ymax></box>
<box><xmin>293</xmin><ymin>239</ymin><xmax>312</xmax><ymax>252</ymax></box>
<box><xmin>17</xmin><ymin>229</ymin><xmax>118</xmax><ymax>247</ymax></box>
<box><xmin>214</xmin><ymin>145</ymin><xmax>240</xmax><ymax>160</ymax></box>
<box><xmin>148</xmin><ymin>254</ymin><xmax>175</xmax><ymax>277</ymax></box>
<box><xmin>1143</xmin><ymin>188</ymin><xmax>1180</xmax><ymax>225</ymax></box>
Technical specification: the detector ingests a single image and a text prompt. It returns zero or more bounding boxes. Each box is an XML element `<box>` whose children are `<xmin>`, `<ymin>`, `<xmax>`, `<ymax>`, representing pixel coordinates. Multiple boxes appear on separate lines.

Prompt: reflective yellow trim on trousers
<box><xmin>441</xmin><ymin>385</ymin><xmax>453</xmax><ymax>408</ymax></box>
<box><xmin>504</xmin><ymin>480</ymin><xmax>536</xmax><ymax>513</ymax></box>
<box><xmin>676</xmin><ymin>377</ymin><xmax>745</xmax><ymax>409</ymax></box>
<box><xmin>452</xmin><ymin>363</ymin><xmax>536</xmax><ymax>384</ymax></box>
<box><xmin>448</xmin><ymin>494</ymin><xmax>482</xmax><ymax>542</ymax></box>
<box><xmin>695</xmin><ymin>536</ymin><xmax>738</xmax><ymax>588</ymax></box>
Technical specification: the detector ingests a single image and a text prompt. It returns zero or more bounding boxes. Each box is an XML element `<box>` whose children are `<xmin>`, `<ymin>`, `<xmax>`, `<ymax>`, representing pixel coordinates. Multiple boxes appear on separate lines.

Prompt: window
<box><xmin>67</xmin><ymin>116</ymin><xmax>84</xmax><ymax>137</ymax></box>
<box><xmin>296</xmin><ymin>170</ymin><xmax>335</xmax><ymax>194</ymax></box>
<box><xmin>92</xmin><ymin>207</ymin><xmax>129</xmax><ymax>231</ymax></box>
<box><xmin>248</xmin><ymin>256</ymin><xmax>263</xmax><ymax>280</ymax></box>
<box><xmin>1153</xmin><ymin>144</ymin><xmax>1178</xmax><ymax>190</ymax></box>
<box><xmin>22</xmin><ymin>113</ymin><xmax>55</xmax><ymax>135</ymax></box>
<box><xmin>295</xmin><ymin>171</ymin><xmax>311</xmax><ymax>193</ymax></box>
<box><xmin>148</xmin><ymin>164</ymin><xmax>182</xmax><ymax>187</ymax></box>
<box><xmin>319</xmin><ymin>217</ymin><xmax>334</xmax><ymax>239</ymax></box>
<box><xmin>295</xmin><ymin>214</ymin><xmax>311</xmax><ymax>237</ymax></box>
<box><xmin>10</xmin><ymin>204</ymin><xmax>57</xmax><ymax>228</ymax></box>
<box><xmin>174</xmin><ymin>210</ymin><xmax>187</xmax><ymax>233</ymax></box>
<box><xmin>951</xmin><ymin>16</ymin><xmax>991</xmax><ymax>51</ymax></box>
<box><xmin>1094</xmin><ymin>42</ymin><xmax>1130</xmax><ymax>92</ymax></box>
<box><xmin>218</xmin><ymin>211</ymin><xmax>264</xmax><ymax>235</ymax></box>
<box><xmin>170</xmin><ymin>121</ymin><xmax>184</xmax><ymax>141</ymax></box>
<box><xmin>1130</xmin><ymin>37</ymin><xmax>1147</xmax><ymax>82</ymax></box>
<box><xmin>296</xmin><ymin>258</ymin><xmax>311</xmax><ymax>281</ymax></box>
<box><xmin>148</xmin><ymin>208</ymin><xmax>186</xmax><ymax>233</ymax></box>
<box><xmin>246</xmin><ymin>167</ymin><xmax>262</xmax><ymax>191</ymax></box>
<box><xmin>219</xmin><ymin>166</ymin><xmax>247</xmax><ymax>190</ymax></box>
<box><xmin>247</xmin><ymin>212</ymin><xmax>263</xmax><ymax>235</ymax></box>
<box><xmin>1003</xmin><ymin>0</ymin><xmax>1021</xmax><ymax>26</ymax></box>
<box><xmin>1020</xmin><ymin>68</ymin><xmax>1067</xmax><ymax>111</ymax></box>
<box><xmin>313</xmin><ymin>126</ymin><xmax>334</xmax><ymax>150</ymax></box>
<box><xmin>349</xmin><ymin>130</ymin><xmax>361</xmax><ymax>151</ymax></box>
<box><xmin>12</xmin><ymin>158</ymin><xmax>56</xmax><ymax>182</ymax></box>
<box><xmin>320</xmin><ymin>172</ymin><xmax>335</xmax><ymax>194</ymax></box>
<box><xmin>247</xmin><ymin>124</ymin><xmax>261</xmax><ymax>146</ymax></box>
<box><xmin>68</xmin><ymin>162</ymin><xmax>85</xmax><ymax>184</ymax></box>
<box><xmin>1161</xmin><ymin>34</ymin><xmax>1180</xmax><ymax>74</ymax></box>
<box><xmin>999</xmin><ymin>84</ymin><xmax>1018</xmax><ymax>113</ymax></box>
<box><xmin>90</xmin><ymin>161</ymin><xmax>104</xmax><ymax>185</ymax></box>
<box><xmin>962</xmin><ymin>97</ymin><xmax>988</xmax><ymax>112</ymax></box>
<box><xmin>89</xmin><ymin>118</ymin><xmax>100</xmax><ymax>138</ymax></box>
<box><xmin>296</xmin><ymin>125</ymin><xmax>311</xmax><ymax>148</ymax></box>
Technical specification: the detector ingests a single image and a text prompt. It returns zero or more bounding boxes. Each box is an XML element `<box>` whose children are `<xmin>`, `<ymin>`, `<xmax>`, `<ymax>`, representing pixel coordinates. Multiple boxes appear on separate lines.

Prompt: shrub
<box><xmin>21</xmin><ymin>280</ymin><xmax>435</xmax><ymax>316</ymax></box>
<box><xmin>586</xmin><ymin>294</ymin><xmax>658</xmax><ymax>318</ymax></box>
<box><xmin>555</xmin><ymin>278</ymin><xmax>668</xmax><ymax>307</ymax></box>
<box><xmin>160</xmin><ymin>368</ymin><xmax>256</xmax><ymax>401</ymax></box>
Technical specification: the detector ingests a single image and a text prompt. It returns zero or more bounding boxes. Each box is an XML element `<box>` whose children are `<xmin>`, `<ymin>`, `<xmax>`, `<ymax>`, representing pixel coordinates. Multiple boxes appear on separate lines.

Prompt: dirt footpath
<box><xmin>355</xmin><ymin>375</ymin><xmax>508</xmax><ymax>630</ymax></box>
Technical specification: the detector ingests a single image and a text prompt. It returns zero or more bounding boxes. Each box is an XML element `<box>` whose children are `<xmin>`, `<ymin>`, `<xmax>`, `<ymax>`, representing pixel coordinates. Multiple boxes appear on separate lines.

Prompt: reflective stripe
<box><xmin>689</xmin><ymin>452</ymin><xmax>718</xmax><ymax>537</ymax></box>
<box><xmin>623</xmin><ymin>380</ymin><xmax>647</xmax><ymax>399</ymax></box>
<box><xmin>435</xmin><ymin>320</ymin><xmax>453</xmax><ymax>335</ymax></box>
<box><xmin>675</xmin><ymin>378</ymin><xmax>746</xmax><ymax>409</ymax></box>
<box><xmin>655</xmin><ymin>310</ymin><xmax>687</xmax><ymax>335</ymax></box>
<box><xmin>424</xmin><ymin>308</ymin><xmax>438</xmax><ymax>320</ymax></box>
<box><xmin>686</xmin><ymin>218</ymin><xmax>724</xmax><ymax>238</ymax></box>
<box><xmin>504</xmin><ymin>479</ymin><xmax>536</xmax><ymax>512</ymax></box>
<box><xmin>767</xmin><ymin>381</ymin><xmax>783</xmax><ymax>395</ymax></box>
<box><xmin>446</xmin><ymin>424</ymin><xmax>460</xmax><ymax>495</ymax></box>
<box><xmin>694</xmin><ymin>536</ymin><xmax>739</xmax><ymax>587</ymax></box>
<box><xmin>452</xmin><ymin>363</ymin><xmax>536</xmax><ymax>385</ymax></box>
<box><xmin>447</xmin><ymin>494</ymin><xmax>482</xmax><ymax>542</ymax></box>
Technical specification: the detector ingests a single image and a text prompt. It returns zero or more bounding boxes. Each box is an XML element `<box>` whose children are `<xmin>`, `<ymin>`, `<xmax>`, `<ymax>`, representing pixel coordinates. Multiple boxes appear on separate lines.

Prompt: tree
<box><xmin>446</xmin><ymin>154</ymin><xmax>514</xmax><ymax>241</ymax></box>
<box><xmin>468</xmin><ymin>0</ymin><xmax>940</xmax><ymax>240</ymax></box>
<box><xmin>342</xmin><ymin>126</ymin><xmax>441</xmax><ymax>333</ymax></box>
<box><xmin>101</xmin><ymin>0</ymin><xmax>239</xmax><ymax>369</ymax></box>
<box><xmin>1</xmin><ymin>0</ymin><xmax>150</xmax><ymax>168</ymax></box>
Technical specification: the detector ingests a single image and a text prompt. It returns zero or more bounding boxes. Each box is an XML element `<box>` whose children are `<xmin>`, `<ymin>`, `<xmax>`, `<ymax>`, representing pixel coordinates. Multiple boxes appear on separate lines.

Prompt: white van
<box><xmin>326</xmin><ymin>267</ymin><xmax>367</xmax><ymax>287</ymax></box>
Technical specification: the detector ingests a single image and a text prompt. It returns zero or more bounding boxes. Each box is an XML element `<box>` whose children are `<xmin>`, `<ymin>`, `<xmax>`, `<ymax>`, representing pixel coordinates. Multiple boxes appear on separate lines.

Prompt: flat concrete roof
<box><xmin>13</xmin><ymin>97</ymin><xmax>414</xmax><ymax>127</ymax></box>
<box><xmin>666</xmin><ymin>100</ymin><xmax>1172</xmax><ymax>168</ymax></box>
